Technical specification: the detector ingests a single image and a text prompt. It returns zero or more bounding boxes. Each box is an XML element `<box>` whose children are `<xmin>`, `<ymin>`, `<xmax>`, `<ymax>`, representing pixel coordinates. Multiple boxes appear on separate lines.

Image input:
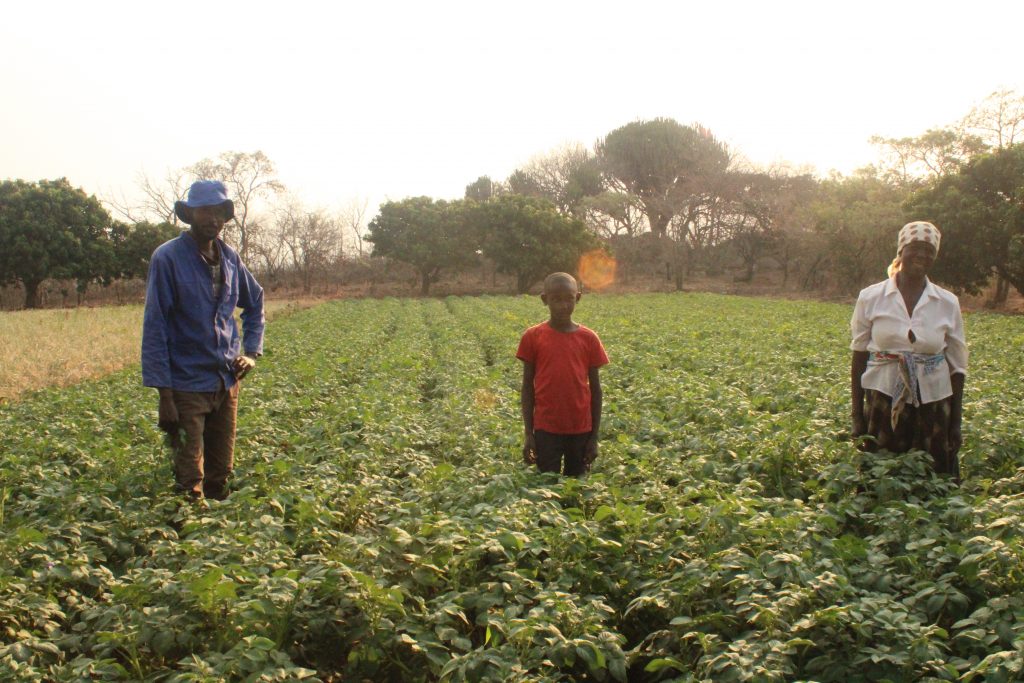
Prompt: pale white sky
<box><xmin>2</xmin><ymin>0</ymin><xmax>1021</xmax><ymax>218</ymax></box>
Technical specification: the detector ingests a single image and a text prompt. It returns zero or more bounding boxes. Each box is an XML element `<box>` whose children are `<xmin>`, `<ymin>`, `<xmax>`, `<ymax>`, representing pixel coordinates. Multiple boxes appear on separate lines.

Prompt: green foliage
<box><xmin>1</xmin><ymin>294</ymin><xmax>1023</xmax><ymax>681</ymax></box>
<box><xmin>367</xmin><ymin>197</ymin><xmax>478</xmax><ymax>294</ymax></box>
<box><xmin>808</xmin><ymin>170</ymin><xmax>909</xmax><ymax>292</ymax></box>
<box><xmin>465</xmin><ymin>176</ymin><xmax>498</xmax><ymax>202</ymax></box>
<box><xmin>110</xmin><ymin>221</ymin><xmax>182</xmax><ymax>281</ymax></box>
<box><xmin>909</xmin><ymin>143</ymin><xmax>1024</xmax><ymax>295</ymax></box>
<box><xmin>0</xmin><ymin>178</ymin><xmax>113</xmax><ymax>308</ymax></box>
<box><xmin>471</xmin><ymin>195</ymin><xmax>596</xmax><ymax>293</ymax></box>
<box><xmin>596</xmin><ymin>118</ymin><xmax>730</xmax><ymax>237</ymax></box>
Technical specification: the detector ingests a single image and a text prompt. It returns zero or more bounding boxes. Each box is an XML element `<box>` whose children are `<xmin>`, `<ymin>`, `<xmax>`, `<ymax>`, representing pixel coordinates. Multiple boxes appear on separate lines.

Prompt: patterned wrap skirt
<box><xmin>862</xmin><ymin>389</ymin><xmax>959</xmax><ymax>480</ymax></box>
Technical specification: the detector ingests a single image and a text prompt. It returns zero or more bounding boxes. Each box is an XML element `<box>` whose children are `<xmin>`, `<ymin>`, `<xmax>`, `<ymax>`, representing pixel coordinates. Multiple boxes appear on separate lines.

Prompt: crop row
<box><xmin>1</xmin><ymin>293</ymin><xmax>1023</xmax><ymax>681</ymax></box>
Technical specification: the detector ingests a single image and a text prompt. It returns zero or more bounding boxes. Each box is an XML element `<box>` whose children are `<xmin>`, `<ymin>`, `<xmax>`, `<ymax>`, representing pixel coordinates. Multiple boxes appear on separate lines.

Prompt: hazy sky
<box><xmin>2</xmin><ymin>0</ymin><xmax>1022</xmax><ymax>218</ymax></box>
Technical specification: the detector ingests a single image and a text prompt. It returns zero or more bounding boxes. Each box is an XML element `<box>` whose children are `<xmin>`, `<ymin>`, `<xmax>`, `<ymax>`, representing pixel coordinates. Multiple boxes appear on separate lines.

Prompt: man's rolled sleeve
<box><xmin>238</xmin><ymin>263</ymin><xmax>265</xmax><ymax>356</ymax></box>
<box><xmin>141</xmin><ymin>254</ymin><xmax>174</xmax><ymax>388</ymax></box>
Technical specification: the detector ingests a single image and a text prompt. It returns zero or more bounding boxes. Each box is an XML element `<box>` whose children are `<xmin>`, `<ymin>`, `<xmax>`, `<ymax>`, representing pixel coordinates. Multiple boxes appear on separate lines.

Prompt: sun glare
<box><xmin>578</xmin><ymin>249</ymin><xmax>617</xmax><ymax>291</ymax></box>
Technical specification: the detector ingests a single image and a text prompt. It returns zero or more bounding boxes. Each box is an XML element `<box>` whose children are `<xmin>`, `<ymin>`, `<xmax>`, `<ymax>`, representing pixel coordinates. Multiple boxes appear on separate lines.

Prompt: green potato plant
<box><xmin>1</xmin><ymin>293</ymin><xmax>1023</xmax><ymax>681</ymax></box>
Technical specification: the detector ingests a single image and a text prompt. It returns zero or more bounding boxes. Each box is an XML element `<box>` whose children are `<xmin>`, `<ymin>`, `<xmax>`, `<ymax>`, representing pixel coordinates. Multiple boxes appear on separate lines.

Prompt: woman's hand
<box><xmin>949</xmin><ymin>423</ymin><xmax>962</xmax><ymax>457</ymax></box>
<box><xmin>852</xmin><ymin>411</ymin><xmax>867</xmax><ymax>441</ymax></box>
<box><xmin>949</xmin><ymin>372</ymin><xmax>964</xmax><ymax>457</ymax></box>
<box><xmin>850</xmin><ymin>351</ymin><xmax>868</xmax><ymax>447</ymax></box>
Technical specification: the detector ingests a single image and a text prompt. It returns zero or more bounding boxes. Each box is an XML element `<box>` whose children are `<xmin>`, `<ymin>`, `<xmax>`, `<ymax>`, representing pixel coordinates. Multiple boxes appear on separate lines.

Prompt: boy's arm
<box><xmin>521</xmin><ymin>361</ymin><xmax>536</xmax><ymax>464</ymax></box>
<box><xmin>585</xmin><ymin>366</ymin><xmax>602</xmax><ymax>464</ymax></box>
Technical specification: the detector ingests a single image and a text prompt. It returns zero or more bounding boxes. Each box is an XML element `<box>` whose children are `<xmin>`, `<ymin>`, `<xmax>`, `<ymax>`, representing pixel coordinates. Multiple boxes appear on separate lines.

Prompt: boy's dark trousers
<box><xmin>168</xmin><ymin>383</ymin><xmax>239</xmax><ymax>499</ymax></box>
<box><xmin>534</xmin><ymin>430</ymin><xmax>590</xmax><ymax>476</ymax></box>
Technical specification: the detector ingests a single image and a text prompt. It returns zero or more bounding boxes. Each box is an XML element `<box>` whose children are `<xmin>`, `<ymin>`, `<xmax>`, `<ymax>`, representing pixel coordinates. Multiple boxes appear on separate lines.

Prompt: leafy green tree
<box><xmin>596</xmin><ymin>118</ymin><xmax>730</xmax><ymax>238</ymax></box>
<box><xmin>111</xmin><ymin>221</ymin><xmax>181</xmax><ymax>280</ymax></box>
<box><xmin>0</xmin><ymin>178</ymin><xmax>113</xmax><ymax>308</ymax></box>
<box><xmin>465</xmin><ymin>176</ymin><xmax>501</xmax><ymax>202</ymax></box>
<box><xmin>367</xmin><ymin>197</ymin><xmax>476</xmax><ymax>295</ymax></box>
<box><xmin>470</xmin><ymin>195</ymin><xmax>595</xmax><ymax>294</ymax></box>
<box><xmin>909</xmin><ymin>143</ymin><xmax>1024</xmax><ymax>298</ymax></box>
<box><xmin>806</xmin><ymin>169</ymin><xmax>909</xmax><ymax>293</ymax></box>
<box><xmin>728</xmin><ymin>170</ymin><xmax>819</xmax><ymax>283</ymax></box>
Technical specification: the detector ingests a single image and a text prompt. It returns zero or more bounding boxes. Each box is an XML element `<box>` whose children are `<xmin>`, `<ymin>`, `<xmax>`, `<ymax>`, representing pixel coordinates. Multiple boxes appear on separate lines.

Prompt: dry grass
<box><xmin>0</xmin><ymin>299</ymin><xmax>318</xmax><ymax>403</ymax></box>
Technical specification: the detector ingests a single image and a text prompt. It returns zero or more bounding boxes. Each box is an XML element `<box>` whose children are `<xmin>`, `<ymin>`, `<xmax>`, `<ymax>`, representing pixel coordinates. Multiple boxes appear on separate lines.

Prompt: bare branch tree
<box><xmin>869</xmin><ymin>128</ymin><xmax>986</xmax><ymax>187</ymax></box>
<box><xmin>507</xmin><ymin>142</ymin><xmax>603</xmax><ymax>217</ymax></box>
<box><xmin>962</xmin><ymin>87</ymin><xmax>1024</xmax><ymax>150</ymax></box>
<box><xmin>340</xmin><ymin>196</ymin><xmax>370</xmax><ymax>257</ymax></box>
<box><xmin>275</xmin><ymin>199</ymin><xmax>343</xmax><ymax>294</ymax></box>
<box><xmin>190</xmin><ymin>151</ymin><xmax>284</xmax><ymax>262</ymax></box>
<box><xmin>249</xmin><ymin>234</ymin><xmax>288</xmax><ymax>283</ymax></box>
<box><xmin>102</xmin><ymin>168</ymin><xmax>190</xmax><ymax>226</ymax></box>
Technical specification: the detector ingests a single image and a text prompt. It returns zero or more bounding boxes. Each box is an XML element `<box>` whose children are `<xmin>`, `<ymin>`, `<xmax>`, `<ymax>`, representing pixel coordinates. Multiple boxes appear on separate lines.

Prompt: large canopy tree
<box><xmin>109</xmin><ymin>220</ymin><xmax>181</xmax><ymax>281</ymax></box>
<box><xmin>909</xmin><ymin>143</ymin><xmax>1024</xmax><ymax>298</ymax></box>
<box><xmin>596</xmin><ymin>118</ymin><xmax>730</xmax><ymax>238</ymax></box>
<box><xmin>367</xmin><ymin>197</ymin><xmax>477</xmax><ymax>295</ymax></box>
<box><xmin>727</xmin><ymin>170</ymin><xmax>819</xmax><ymax>283</ymax></box>
<box><xmin>0</xmin><ymin>178</ymin><xmax>113</xmax><ymax>308</ymax></box>
<box><xmin>808</xmin><ymin>170</ymin><xmax>907</xmax><ymax>293</ymax></box>
<box><xmin>465</xmin><ymin>176</ymin><xmax>501</xmax><ymax>202</ymax></box>
<box><xmin>470</xmin><ymin>195</ymin><xmax>595</xmax><ymax>294</ymax></box>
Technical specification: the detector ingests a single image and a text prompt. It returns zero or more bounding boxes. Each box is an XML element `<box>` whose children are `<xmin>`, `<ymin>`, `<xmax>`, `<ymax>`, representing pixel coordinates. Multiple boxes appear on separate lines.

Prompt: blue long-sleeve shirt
<box><xmin>142</xmin><ymin>233</ymin><xmax>265</xmax><ymax>391</ymax></box>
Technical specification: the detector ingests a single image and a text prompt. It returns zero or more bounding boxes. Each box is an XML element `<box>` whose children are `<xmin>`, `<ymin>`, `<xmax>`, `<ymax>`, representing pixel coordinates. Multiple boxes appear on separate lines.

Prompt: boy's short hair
<box><xmin>543</xmin><ymin>272</ymin><xmax>578</xmax><ymax>292</ymax></box>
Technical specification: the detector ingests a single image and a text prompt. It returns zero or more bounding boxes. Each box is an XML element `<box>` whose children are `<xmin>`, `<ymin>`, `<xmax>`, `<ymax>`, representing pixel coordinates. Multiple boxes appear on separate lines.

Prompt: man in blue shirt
<box><xmin>142</xmin><ymin>180</ymin><xmax>265</xmax><ymax>500</ymax></box>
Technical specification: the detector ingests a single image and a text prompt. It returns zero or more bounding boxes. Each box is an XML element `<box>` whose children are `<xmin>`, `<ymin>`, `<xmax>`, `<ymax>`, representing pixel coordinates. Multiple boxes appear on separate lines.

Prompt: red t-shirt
<box><xmin>516</xmin><ymin>322</ymin><xmax>609</xmax><ymax>435</ymax></box>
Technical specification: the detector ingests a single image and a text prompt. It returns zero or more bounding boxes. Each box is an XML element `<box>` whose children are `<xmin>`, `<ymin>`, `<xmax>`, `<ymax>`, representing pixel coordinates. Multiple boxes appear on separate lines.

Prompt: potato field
<box><xmin>2</xmin><ymin>293</ymin><xmax>1024</xmax><ymax>682</ymax></box>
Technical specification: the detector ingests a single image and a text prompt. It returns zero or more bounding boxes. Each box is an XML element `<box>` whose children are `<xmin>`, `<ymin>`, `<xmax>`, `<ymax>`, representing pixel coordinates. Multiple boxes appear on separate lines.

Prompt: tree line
<box><xmin>421</xmin><ymin>88</ymin><xmax>1023</xmax><ymax>300</ymax></box>
<box><xmin>1</xmin><ymin>152</ymin><xmax>366</xmax><ymax>308</ymax></box>
<box><xmin>1</xmin><ymin>89</ymin><xmax>1022</xmax><ymax>308</ymax></box>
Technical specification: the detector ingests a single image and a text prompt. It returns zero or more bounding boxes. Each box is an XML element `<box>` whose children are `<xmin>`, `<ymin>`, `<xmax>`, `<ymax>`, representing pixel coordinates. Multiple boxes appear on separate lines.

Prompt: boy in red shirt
<box><xmin>517</xmin><ymin>272</ymin><xmax>609</xmax><ymax>475</ymax></box>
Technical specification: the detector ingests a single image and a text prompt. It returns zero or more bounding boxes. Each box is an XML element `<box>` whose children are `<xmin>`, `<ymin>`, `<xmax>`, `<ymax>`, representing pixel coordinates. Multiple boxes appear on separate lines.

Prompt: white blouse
<box><xmin>850</xmin><ymin>277</ymin><xmax>968</xmax><ymax>403</ymax></box>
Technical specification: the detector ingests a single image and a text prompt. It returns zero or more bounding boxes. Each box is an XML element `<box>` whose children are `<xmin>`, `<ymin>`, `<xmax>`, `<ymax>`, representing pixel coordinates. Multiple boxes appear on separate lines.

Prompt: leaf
<box><xmin>499</xmin><ymin>531</ymin><xmax>525</xmax><ymax>551</ymax></box>
<box><xmin>609</xmin><ymin>657</ymin><xmax>628</xmax><ymax>682</ymax></box>
<box><xmin>398</xmin><ymin>634</ymin><xmax>422</xmax><ymax>652</ymax></box>
<box><xmin>14</xmin><ymin>527</ymin><xmax>46</xmax><ymax>546</ymax></box>
<box><xmin>576</xmin><ymin>643</ymin><xmax>606</xmax><ymax>671</ymax></box>
<box><xmin>432</xmin><ymin>463</ymin><xmax>455</xmax><ymax>478</ymax></box>
<box><xmin>645</xmin><ymin>657</ymin><xmax>686</xmax><ymax>673</ymax></box>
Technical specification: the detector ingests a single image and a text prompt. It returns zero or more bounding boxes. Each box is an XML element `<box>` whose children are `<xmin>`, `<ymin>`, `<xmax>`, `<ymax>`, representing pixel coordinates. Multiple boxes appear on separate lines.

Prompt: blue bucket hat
<box><xmin>174</xmin><ymin>180</ymin><xmax>235</xmax><ymax>224</ymax></box>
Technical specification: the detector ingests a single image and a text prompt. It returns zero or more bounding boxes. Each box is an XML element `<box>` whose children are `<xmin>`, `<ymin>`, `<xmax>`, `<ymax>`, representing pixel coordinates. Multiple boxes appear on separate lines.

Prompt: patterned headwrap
<box><xmin>887</xmin><ymin>221</ymin><xmax>941</xmax><ymax>278</ymax></box>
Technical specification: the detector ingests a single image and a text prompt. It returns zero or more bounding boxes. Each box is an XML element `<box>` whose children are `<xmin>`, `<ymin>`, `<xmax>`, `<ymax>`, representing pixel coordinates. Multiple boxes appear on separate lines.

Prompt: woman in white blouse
<box><xmin>850</xmin><ymin>221</ymin><xmax>968</xmax><ymax>481</ymax></box>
